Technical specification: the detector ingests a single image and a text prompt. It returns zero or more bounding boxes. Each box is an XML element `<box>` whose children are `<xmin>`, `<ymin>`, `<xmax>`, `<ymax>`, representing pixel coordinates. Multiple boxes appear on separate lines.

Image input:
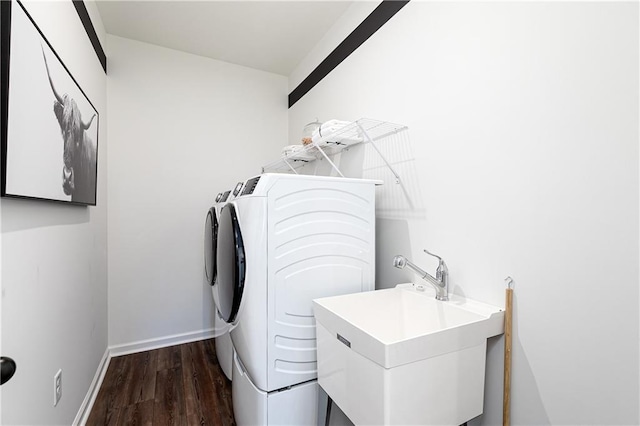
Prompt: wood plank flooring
<box><xmin>87</xmin><ymin>339</ymin><xmax>235</xmax><ymax>426</ymax></box>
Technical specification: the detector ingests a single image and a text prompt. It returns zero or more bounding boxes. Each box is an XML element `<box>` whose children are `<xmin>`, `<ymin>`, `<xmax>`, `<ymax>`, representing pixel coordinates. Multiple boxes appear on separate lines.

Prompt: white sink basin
<box><xmin>313</xmin><ymin>283</ymin><xmax>504</xmax><ymax>425</ymax></box>
<box><xmin>313</xmin><ymin>283</ymin><xmax>504</xmax><ymax>369</ymax></box>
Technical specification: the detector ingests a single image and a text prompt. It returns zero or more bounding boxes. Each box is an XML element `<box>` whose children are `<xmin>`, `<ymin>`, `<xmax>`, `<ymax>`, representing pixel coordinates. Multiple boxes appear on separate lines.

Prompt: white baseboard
<box><xmin>109</xmin><ymin>328</ymin><xmax>218</xmax><ymax>357</ymax></box>
<box><xmin>73</xmin><ymin>348</ymin><xmax>110</xmax><ymax>426</ymax></box>
<box><xmin>73</xmin><ymin>328</ymin><xmax>217</xmax><ymax>425</ymax></box>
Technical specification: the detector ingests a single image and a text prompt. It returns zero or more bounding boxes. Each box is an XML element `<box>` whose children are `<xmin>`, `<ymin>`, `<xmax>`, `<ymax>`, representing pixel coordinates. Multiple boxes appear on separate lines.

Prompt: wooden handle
<box><xmin>503</xmin><ymin>287</ymin><xmax>513</xmax><ymax>426</ymax></box>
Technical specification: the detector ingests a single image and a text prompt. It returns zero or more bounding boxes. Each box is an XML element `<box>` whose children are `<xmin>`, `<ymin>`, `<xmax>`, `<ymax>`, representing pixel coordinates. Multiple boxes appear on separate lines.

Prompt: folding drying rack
<box><xmin>262</xmin><ymin>118</ymin><xmax>407</xmax><ymax>183</ymax></box>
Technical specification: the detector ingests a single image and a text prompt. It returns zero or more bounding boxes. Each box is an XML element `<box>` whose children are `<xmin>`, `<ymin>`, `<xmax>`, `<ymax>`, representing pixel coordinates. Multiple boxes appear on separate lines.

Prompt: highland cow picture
<box><xmin>1</xmin><ymin>0</ymin><xmax>99</xmax><ymax>206</ymax></box>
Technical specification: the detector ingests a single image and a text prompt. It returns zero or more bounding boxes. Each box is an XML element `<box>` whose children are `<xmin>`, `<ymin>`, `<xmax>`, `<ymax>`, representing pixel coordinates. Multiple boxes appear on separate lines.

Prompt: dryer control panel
<box><xmin>241</xmin><ymin>176</ymin><xmax>261</xmax><ymax>196</ymax></box>
<box><xmin>233</xmin><ymin>182</ymin><xmax>244</xmax><ymax>197</ymax></box>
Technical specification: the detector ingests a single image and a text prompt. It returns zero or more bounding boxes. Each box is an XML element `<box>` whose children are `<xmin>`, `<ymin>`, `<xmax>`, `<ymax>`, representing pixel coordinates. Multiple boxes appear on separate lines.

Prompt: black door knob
<box><xmin>1</xmin><ymin>357</ymin><xmax>16</xmax><ymax>385</ymax></box>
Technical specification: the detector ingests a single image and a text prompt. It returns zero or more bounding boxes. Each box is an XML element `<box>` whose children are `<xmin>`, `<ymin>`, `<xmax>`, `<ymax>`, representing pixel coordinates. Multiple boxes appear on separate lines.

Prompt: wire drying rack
<box><xmin>263</xmin><ymin>118</ymin><xmax>425</xmax><ymax>217</ymax></box>
<box><xmin>262</xmin><ymin>118</ymin><xmax>407</xmax><ymax>181</ymax></box>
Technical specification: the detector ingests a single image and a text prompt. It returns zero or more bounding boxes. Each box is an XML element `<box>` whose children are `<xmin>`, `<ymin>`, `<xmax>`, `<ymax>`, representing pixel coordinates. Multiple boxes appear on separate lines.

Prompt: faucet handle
<box><xmin>423</xmin><ymin>249</ymin><xmax>443</xmax><ymax>262</ymax></box>
<box><xmin>424</xmin><ymin>249</ymin><xmax>447</xmax><ymax>276</ymax></box>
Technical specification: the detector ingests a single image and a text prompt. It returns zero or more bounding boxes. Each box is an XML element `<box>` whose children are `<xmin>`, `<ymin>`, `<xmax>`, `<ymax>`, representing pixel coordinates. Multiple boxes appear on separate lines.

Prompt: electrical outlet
<box><xmin>53</xmin><ymin>369</ymin><xmax>62</xmax><ymax>407</ymax></box>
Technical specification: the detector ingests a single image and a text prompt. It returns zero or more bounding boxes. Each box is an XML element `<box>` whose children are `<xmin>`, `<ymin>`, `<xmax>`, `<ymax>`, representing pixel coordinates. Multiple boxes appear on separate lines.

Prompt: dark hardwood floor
<box><xmin>87</xmin><ymin>339</ymin><xmax>235</xmax><ymax>425</ymax></box>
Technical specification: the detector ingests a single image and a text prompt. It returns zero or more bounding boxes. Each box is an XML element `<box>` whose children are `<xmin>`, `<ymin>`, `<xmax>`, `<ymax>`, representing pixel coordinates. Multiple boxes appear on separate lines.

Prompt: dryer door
<box><xmin>217</xmin><ymin>203</ymin><xmax>246</xmax><ymax>323</ymax></box>
<box><xmin>204</xmin><ymin>207</ymin><xmax>218</xmax><ymax>286</ymax></box>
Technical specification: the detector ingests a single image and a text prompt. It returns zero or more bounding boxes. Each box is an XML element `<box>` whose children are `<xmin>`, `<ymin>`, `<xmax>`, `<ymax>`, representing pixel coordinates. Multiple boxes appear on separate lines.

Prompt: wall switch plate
<box><xmin>53</xmin><ymin>369</ymin><xmax>62</xmax><ymax>407</ymax></box>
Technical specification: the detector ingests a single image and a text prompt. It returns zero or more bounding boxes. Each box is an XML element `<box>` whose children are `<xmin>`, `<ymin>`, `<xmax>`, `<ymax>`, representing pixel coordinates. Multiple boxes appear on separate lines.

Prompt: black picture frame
<box><xmin>1</xmin><ymin>0</ymin><xmax>99</xmax><ymax>206</ymax></box>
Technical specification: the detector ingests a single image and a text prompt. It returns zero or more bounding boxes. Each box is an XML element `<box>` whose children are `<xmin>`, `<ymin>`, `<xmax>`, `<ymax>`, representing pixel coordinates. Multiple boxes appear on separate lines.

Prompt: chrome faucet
<box><xmin>393</xmin><ymin>249</ymin><xmax>449</xmax><ymax>301</ymax></box>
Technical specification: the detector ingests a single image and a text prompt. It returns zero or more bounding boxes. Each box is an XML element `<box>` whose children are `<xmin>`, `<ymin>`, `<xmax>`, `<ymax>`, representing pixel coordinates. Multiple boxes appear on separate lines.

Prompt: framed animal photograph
<box><xmin>1</xmin><ymin>0</ymin><xmax>99</xmax><ymax>206</ymax></box>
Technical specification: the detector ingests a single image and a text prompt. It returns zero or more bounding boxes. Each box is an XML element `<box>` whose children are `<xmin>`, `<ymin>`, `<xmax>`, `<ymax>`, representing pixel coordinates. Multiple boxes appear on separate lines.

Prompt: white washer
<box><xmin>204</xmin><ymin>189</ymin><xmax>233</xmax><ymax>381</ymax></box>
<box><xmin>216</xmin><ymin>173</ymin><xmax>378</xmax><ymax>425</ymax></box>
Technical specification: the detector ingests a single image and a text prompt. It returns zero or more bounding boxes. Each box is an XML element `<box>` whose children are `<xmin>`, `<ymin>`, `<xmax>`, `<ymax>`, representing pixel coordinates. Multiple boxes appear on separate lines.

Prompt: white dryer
<box><xmin>216</xmin><ymin>173</ymin><xmax>378</xmax><ymax>425</ymax></box>
<box><xmin>204</xmin><ymin>188</ymin><xmax>233</xmax><ymax>381</ymax></box>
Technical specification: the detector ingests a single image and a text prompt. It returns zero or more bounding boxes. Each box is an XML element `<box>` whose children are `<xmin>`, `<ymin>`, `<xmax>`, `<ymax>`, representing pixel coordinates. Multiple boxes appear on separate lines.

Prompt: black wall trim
<box><xmin>72</xmin><ymin>0</ymin><xmax>106</xmax><ymax>73</ymax></box>
<box><xmin>288</xmin><ymin>0</ymin><xmax>409</xmax><ymax>108</ymax></box>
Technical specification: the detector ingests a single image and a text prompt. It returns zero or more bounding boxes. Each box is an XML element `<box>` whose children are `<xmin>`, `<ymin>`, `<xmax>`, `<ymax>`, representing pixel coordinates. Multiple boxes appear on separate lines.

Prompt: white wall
<box><xmin>289</xmin><ymin>2</ymin><xmax>639</xmax><ymax>424</ymax></box>
<box><xmin>1</xmin><ymin>1</ymin><xmax>108</xmax><ymax>424</ymax></box>
<box><xmin>107</xmin><ymin>36</ymin><xmax>288</xmax><ymax>349</ymax></box>
<box><xmin>289</xmin><ymin>1</ymin><xmax>378</xmax><ymax>92</ymax></box>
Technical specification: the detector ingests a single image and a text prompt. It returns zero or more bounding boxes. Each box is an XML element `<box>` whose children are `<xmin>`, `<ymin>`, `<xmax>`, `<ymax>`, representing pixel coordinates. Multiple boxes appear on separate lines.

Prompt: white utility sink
<box><xmin>313</xmin><ymin>283</ymin><xmax>504</xmax><ymax>425</ymax></box>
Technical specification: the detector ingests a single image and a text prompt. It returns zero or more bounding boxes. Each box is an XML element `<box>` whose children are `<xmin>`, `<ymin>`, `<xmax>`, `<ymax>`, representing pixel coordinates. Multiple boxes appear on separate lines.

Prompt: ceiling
<box><xmin>96</xmin><ymin>1</ymin><xmax>354</xmax><ymax>76</ymax></box>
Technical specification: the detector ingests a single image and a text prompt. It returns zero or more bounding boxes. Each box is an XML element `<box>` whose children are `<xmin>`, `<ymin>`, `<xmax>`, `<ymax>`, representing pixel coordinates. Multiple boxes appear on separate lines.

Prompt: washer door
<box><xmin>204</xmin><ymin>207</ymin><xmax>218</xmax><ymax>286</ymax></box>
<box><xmin>216</xmin><ymin>203</ymin><xmax>246</xmax><ymax>323</ymax></box>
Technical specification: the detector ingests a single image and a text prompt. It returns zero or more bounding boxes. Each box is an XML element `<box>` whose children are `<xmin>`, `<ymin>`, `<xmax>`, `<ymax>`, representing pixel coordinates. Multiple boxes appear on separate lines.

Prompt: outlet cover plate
<box><xmin>54</xmin><ymin>369</ymin><xmax>62</xmax><ymax>407</ymax></box>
